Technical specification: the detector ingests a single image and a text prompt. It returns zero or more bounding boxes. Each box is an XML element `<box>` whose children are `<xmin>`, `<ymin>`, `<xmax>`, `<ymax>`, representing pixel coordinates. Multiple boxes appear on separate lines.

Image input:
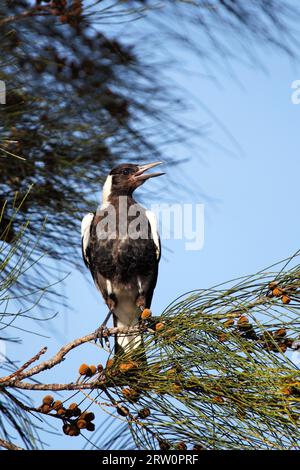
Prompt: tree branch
<box><xmin>0</xmin><ymin>324</ymin><xmax>147</xmax><ymax>390</ymax></box>
<box><xmin>0</xmin><ymin>347</ymin><xmax>47</xmax><ymax>384</ymax></box>
<box><xmin>0</xmin><ymin>438</ymin><xmax>23</xmax><ymax>451</ymax></box>
<box><xmin>2</xmin><ymin>380</ymin><xmax>99</xmax><ymax>391</ymax></box>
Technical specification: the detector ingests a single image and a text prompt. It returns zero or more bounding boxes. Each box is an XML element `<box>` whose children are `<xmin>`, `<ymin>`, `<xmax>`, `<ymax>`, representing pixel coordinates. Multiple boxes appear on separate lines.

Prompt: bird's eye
<box><xmin>122</xmin><ymin>168</ymin><xmax>130</xmax><ymax>175</ymax></box>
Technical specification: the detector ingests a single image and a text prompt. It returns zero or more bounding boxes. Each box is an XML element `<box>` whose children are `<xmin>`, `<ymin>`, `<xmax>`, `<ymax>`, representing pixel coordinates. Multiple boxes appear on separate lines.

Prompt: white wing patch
<box><xmin>81</xmin><ymin>212</ymin><xmax>94</xmax><ymax>266</ymax></box>
<box><xmin>146</xmin><ymin>210</ymin><xmax>160</xmax><ymax>260</ymax></box>
<box><xmin>101</xmin><ymin>175</ymin><xmax>112</xmax><ymax>209</ymax></box>
<box><xmin>106</xmin><ymin>279</ymin><xmax>112</xmax><ymax>296</ymax></box>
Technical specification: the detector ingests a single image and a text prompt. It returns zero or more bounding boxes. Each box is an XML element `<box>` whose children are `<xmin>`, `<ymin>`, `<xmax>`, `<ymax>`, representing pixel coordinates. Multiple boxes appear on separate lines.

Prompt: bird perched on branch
<box><xmin>81</xmin><ymin>162</ymin><xmax>164</xmax><ymax>357</ymax></box>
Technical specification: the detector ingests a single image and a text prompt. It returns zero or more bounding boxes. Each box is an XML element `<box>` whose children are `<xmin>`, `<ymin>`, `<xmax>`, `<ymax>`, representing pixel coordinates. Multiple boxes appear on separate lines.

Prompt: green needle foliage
<box><xmin>0</xmin><ymin>199</ymin><xmax>56</xmax><ymax>449</ymax></box>
<box><xmin>87</xmin><ymin>252</ymin><xmax>300</xmax><ymax>450</ymax></box>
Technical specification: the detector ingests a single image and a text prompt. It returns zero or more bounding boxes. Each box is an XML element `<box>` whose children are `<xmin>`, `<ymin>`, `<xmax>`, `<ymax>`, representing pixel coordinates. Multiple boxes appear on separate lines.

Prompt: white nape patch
<box><xmin>81</xmin><ymin>212</ymin><xmax>94</xmax><ymax>250</ymax></box>
<box><xmin>101</xmin><ymin>175</ymin><xmax>112</xmax><ymax>208</ymax></box>
<box><xmin>106</xmin><ymin>279</ymin><xmax>112</xmax><ymax>296</ymax></box>
<box><xmin>145</xmin><ymin>210</ymin><xmax>160</xmax><ymax>260</ymax></box>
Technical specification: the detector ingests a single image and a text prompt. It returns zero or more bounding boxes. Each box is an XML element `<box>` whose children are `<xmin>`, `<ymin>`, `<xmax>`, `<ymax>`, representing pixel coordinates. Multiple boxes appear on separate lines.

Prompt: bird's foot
<box><xmin>94</xmin><ymin>325</ymin><xmax>111</xmax><ymax>352</ymax></box>
<box><xmin>94</xmin><ymin>310</ymin><xmax>113</xmax><ymax>351</ymax></box>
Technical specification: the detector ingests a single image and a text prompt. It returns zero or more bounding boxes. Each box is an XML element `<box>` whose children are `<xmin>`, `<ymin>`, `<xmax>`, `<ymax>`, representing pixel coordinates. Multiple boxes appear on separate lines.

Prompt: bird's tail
<box><xmin>113</xmin><ymin>314</ymin><xmax>147</xmax><ymax>366</ymax></box>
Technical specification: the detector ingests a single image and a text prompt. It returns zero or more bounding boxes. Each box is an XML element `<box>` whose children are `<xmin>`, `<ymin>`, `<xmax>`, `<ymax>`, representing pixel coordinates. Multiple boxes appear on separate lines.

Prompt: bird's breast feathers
<box><xmin>81</xmin><ymin>205</ymin><xmax>160</xmax><ymax>284</ymax></box>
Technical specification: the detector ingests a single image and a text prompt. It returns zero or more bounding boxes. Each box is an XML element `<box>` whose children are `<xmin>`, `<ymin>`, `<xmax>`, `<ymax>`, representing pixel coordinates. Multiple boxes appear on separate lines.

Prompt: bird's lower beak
<box><xmin>134</xmin><ymin>161</ymin><xmax>165</xmax><ymax>181</ymax></box>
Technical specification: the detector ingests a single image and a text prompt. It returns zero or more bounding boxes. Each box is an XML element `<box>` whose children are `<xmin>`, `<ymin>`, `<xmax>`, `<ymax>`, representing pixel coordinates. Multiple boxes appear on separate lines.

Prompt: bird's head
<box><xmin>103</xmin><ymin>162</ymin><xmax>164</xmax><ymax>201</ymax></box>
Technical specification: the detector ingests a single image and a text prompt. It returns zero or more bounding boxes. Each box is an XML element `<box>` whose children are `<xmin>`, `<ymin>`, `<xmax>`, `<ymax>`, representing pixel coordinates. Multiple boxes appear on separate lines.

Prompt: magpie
<box><xmin>81</xmin><ymin>162</ymin><xmax>164</xmax><ymax>357</ymax></box>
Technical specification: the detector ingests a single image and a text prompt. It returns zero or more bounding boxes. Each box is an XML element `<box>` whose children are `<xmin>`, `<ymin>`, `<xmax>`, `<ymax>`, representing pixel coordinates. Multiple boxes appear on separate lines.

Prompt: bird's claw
<box><xmin>94</xmin><ymin>325</ymin><xmax>111</xmax><ymax>352</ymax></box>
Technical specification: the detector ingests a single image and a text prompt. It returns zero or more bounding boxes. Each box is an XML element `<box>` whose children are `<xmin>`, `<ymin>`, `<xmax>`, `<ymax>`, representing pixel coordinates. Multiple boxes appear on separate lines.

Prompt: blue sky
<box><xmin>5</xmin><ymin>24</ymin><xmax>300</xmax><ymax>449</ymax></box>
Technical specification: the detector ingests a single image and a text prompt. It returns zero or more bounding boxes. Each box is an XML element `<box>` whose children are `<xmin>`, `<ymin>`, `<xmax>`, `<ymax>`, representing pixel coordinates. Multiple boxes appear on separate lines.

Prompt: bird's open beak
<box><xmin>134</xmin><ymin>161</ymin><xmax>165</xmax><ymax>181</ymax></box>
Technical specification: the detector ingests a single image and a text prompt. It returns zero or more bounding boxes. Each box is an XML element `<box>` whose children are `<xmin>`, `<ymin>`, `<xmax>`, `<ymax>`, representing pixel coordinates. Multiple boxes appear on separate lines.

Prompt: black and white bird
<box><xmin>81</xmin><ymin>162</ymin><xmax>164</xmax><ymax>356</ymax></box>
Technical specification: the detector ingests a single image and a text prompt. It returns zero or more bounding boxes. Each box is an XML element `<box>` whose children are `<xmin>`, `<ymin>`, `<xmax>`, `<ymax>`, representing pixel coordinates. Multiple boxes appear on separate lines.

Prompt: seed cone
<box><xmin>76</xmin><ymin>419</ymin><xmax>87</xmax><ymax>429</ymax></box>
<box><xmin>138</xmin><ymin>408</ymin><xmax>151</xmax><ymax>419</ymax></box>
<box><xmin>155</xmin><ymin>322</ymin><xmax>165</xmax><ymax>331</ymax></box>
<box><xmin>86</xmin><ymin>422</ymin><xmax>95</xmax><ymax>432</ymax></box>
<box><xmin>42</xmin><ymin>395</ymin><xmax>54</xmax><ymax>405</ymax></box>
<box><xmin>79</xmin><ymin>363</ymin><xmax>90</xmax><ymax>375</ymax></box>
<box><xmin>141</xmin><ymin>308</ymin><xmax>152</xmax><ymax>320</ymax></box>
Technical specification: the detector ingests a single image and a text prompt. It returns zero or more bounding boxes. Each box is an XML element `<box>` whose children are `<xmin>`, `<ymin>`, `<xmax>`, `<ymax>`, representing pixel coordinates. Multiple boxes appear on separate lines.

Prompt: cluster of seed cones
<box><xmin>268</xmin><ymin>281</ymin><xmax>295</xmax><ymax>304</ymax></box>
<box><xmin>220</xmin><ymin>315</ymin><xmax>294</xmax><ymax>352</ymax></box>
<box><xmin>217</xmin><ymin>280</ymin><xmax>300</xmax><ymax>352</ymax></box>
<box><xmin>39</xmin><ymin>395</ymin><xmax>95</xmax><ymax>437</ymax></box>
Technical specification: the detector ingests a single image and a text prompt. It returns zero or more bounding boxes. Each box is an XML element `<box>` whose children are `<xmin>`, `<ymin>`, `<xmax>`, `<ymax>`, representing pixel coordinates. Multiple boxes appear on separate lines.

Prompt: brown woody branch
<box><xmin>0</xmin><ymin>324</ymin><xmax>146</xmax><ymax>391</ymax></box>
<box><xmin>0</xmin><ymin>438</ymin><xmax>23</xmax><ymax>451</ymax></box>
<box><xmin>2</xmin><ymin>380</ymin><xmax>99</xmax><ymax>391</ymax></box>
<box><xmin>0</xmin><ymin>324</ymin><xmax>149</xmax><ymax>435</ymax></box>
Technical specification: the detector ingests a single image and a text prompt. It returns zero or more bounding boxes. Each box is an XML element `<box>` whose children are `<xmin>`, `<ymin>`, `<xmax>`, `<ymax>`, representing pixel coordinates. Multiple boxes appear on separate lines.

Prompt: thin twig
<box><xmin>0</xmin><ymin>6</ymin><xmax>50</xmax><ymax>26</ymax></box>
<box><xmin>0</xmin><ymin>347</ymin><xmax>47</xmax><ymax>384</ymax></box>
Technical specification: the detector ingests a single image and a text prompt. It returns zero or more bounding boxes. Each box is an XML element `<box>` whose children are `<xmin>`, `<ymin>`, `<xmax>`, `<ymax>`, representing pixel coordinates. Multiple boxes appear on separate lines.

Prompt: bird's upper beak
<box><xmin>133</xmin><ymin>161</ymin><xmax>165</xmax><ymax>181</ymax></box>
